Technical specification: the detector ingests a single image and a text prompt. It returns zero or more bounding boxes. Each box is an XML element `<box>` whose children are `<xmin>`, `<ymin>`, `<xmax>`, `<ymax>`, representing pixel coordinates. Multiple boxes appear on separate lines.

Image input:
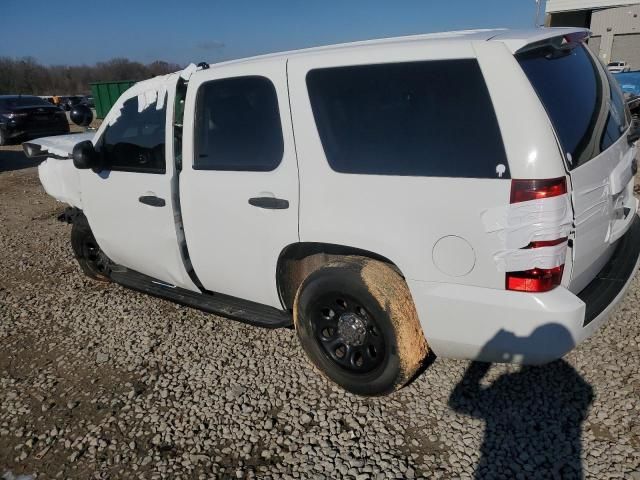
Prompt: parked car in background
<box><xmin>23</xmin><ymin>27</ymin><xmax>640</xmax><ymax>396</ymax></box>
<box><xmin>60</xmin><ymin>95</ymin><xmax>88</xmax><ymax>111</ymax></box>
<box><xmin>0</xmin><ymin>95</ymin><xmax>69</xmax><ymax>146</ymax></box>
<box><xmin>608</xmin><ymin>61</ymin><xmax>631</xmax><ymax>73</ymax></box>
<box><xmin>614</xmin><ymin>71</ymin><xmax>640</xmax><ymax>96</ymax></box>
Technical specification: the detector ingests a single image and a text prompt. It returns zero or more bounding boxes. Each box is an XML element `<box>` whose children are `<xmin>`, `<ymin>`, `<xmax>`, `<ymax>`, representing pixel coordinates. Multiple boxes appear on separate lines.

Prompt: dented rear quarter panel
<box><xmin>287</xmin><ymin>41</ymin><xmax>514</xmax><ymax>289</ymax></box>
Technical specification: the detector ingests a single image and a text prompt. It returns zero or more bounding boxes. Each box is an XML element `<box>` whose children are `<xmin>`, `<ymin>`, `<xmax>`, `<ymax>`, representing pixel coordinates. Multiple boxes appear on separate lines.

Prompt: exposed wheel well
<box><xmin>276</xmin><ymin>242</ymin><xmax>401</xmax><ymax>311</ymax></box>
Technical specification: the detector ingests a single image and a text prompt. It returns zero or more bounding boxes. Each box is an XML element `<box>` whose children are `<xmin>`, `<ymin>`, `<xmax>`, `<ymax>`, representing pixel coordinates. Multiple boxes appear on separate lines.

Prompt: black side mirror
<box><xmin>73</xmin><ymin>140</ymin><xmax>99</xmax><ymax>170</ymax></box>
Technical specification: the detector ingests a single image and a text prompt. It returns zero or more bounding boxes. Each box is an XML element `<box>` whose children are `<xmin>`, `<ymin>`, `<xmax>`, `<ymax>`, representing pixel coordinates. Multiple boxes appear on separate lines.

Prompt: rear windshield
<box><xmin>517</xmin><ymin>41</ymin><xmax>628</xmax><ymax>170</ymax></box>
<box><xmin>0</xmin><ymin>96</ymin><xmax>51</xmax><ymax>109</ymax></box>
<box><xmin>306</xmin><ymin>59</ymin><xmax>509</xmax><ymax>179</ymax></box>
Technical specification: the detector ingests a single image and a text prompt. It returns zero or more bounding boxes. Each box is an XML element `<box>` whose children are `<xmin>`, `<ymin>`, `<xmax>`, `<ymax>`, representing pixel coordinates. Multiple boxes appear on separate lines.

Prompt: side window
<box><xmin>600</xmin><ymin>69</ymin><xmax>629</xmax><ymax>151</ymax></box>
<box><xmin>194</xmin><ymin>76</ymin><xmax>284</xmax><ymax>171</ymax></box>
<box><xmin>306</xmin><ymin>60</ymin><xmax>509</xmax><ymax>178</ymax></box>
<box><xmin>101</xmin><ymin>96</ymin><xmax>167</xmax><ymax>174</ymax></box>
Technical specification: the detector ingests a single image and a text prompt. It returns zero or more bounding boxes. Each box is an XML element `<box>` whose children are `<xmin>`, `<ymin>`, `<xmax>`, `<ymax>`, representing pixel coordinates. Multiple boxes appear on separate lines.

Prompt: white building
<box><xmin>546</xmin><ymin>0</ymin><xmax>640</xmax><ymax>68</ymax></box>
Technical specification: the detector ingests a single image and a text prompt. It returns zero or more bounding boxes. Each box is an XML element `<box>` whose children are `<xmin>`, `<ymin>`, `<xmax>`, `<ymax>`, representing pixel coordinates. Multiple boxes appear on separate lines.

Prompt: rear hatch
<box><xmin>516</xmin><ymin>33</ymin><xmax>638</xmax><ymax>293</ymax></box>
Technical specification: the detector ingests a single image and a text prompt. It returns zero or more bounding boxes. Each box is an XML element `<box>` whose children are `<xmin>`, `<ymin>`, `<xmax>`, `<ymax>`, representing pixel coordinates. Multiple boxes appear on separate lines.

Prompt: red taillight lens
<box><xmin>510</xmin><ymin>177</ymin><xmax>567</xmax><ymax>203</ymax></box>
<box><xmin>524</xmin><ymin>238</ymin><xmax>568</xmax><ymax>249</ymax></box>
<box><xmin>506</xmin><ymin>266</ymin><xmax>564</xmax><ymax>293</ymax></box>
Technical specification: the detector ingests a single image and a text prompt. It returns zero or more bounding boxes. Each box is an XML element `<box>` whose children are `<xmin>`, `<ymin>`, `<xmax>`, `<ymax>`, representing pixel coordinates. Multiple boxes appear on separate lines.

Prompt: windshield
<box><xmin>0</xmin><ymin>96</ymin><xmax>52</xmax><ymax>109</ymax></box>
<box><xmin>518</xmin><ymin>41</ymin><xmax>628</xmax><ymax>170</ymax></box>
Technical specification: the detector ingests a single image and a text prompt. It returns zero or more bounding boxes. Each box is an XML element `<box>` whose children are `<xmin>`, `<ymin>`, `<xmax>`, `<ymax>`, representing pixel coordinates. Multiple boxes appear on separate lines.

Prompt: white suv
<box><xmin>608</xmin><ymin>61</ymin><xmax>631</xmax><ymax>73</ymax></box>
<box><xmin>25</xmin><ymin>28</ymin><xmax>640</xmax><ymax>396</ymax></box>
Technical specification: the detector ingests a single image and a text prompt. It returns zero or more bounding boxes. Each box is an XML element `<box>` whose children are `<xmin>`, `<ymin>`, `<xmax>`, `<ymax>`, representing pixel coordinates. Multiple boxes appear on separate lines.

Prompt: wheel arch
<box><xmin>276</xmin><ymin>242</ymin><xmax>403</xmax><ymax>311</ymax></box>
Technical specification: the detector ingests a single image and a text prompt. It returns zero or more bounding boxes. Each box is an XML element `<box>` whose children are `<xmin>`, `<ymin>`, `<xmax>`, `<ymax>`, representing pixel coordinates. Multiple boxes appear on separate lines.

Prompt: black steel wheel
<box><xmin>70</xmin><ymin>213</ymin><xmax>111</xmax><ymax>281</ymax></box>
<box><xmin>294</xmin><ymin>257</ymin><xmax>428</xmax><ymax>396</ymax></box>
<box><xmin>311</xmin><ymin>292</ymin><xmax>386</xmax><ymax>374</ymax></box>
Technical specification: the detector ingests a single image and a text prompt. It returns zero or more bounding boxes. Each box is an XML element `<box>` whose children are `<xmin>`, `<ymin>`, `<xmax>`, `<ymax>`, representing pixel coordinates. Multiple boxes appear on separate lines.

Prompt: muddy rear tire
<box><xmin>294</xmin><ymin>257</ymin><xmax>428</xmax><ymax>396</ymax></box>
<box><xmin>70</xmin><ymin>214</ymin><xmax>111</xmax><ymax>282</ymax></box>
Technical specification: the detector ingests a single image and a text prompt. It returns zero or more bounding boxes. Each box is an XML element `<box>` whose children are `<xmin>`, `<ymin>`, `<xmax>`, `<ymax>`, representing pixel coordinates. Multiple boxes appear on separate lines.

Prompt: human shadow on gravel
<box><xmin>0</xmin><ymin>149</ymin><xmax>41</xmax><ymax>173</ymax></box>
<box><xmin>448</xmin><ymin>325</ymin><xmax>594</xmax><ymax>480</ymax></box>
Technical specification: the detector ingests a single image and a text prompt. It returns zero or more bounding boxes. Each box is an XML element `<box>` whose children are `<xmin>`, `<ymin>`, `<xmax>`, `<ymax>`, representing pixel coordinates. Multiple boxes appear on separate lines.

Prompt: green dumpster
<box><xmin>89</xmin><ymin>80</ymin><xmax>136</xmax><ymax>119</ymax></box>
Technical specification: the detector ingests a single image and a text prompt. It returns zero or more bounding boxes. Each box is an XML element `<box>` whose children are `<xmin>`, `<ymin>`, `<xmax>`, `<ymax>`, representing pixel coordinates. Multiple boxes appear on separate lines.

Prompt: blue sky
<box><xmin>2</xmin><ymin>0</ymin><xmax>544</xmax><ymax>65</ymax></box>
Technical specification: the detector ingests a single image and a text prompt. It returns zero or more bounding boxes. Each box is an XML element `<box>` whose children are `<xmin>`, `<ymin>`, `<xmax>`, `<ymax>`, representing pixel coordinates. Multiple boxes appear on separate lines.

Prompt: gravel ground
<box><xmin>0</xmin><ymin>145</ymin><xmax>639</xmax><ymax>479</ymax></box>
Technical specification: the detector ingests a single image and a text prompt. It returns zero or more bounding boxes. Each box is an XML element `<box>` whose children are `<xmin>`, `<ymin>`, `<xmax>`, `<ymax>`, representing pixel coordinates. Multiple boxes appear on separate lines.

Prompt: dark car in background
<box><xmin>0</xmin><ymin>95</ymin><xmax>69</xmax><ymax>146</ymax></box>
<box><xmin>60</xmin><ymin>95</ymin><xmax>91</xmax><ymax>111</ymax></box>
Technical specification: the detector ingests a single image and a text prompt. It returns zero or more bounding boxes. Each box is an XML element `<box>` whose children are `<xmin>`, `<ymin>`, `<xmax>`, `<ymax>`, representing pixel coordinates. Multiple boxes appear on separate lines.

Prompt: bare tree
<box><xmin>0</xmin><ymin>57</ymin><xmax>183</xmax><ymax>95</ymax></box>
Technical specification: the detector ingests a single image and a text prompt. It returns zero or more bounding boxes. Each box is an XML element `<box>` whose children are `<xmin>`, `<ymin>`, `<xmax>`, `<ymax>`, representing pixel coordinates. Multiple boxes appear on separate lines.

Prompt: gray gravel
<box><xmin>1</xmin><ymin>148</ymin><xmax>639</xmax><ymax>479</ymax></box>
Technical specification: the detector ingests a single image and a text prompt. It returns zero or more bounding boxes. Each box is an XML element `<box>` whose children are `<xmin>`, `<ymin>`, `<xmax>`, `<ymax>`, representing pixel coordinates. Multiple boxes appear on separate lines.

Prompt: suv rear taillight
<box><xmin>506</xmin><ymin>177</ymin><xmax>569</xmax><ymax>293</ymax></box>
<box><xmin>510</xmin><ymin>177</ymin><xmax>567</xmax><ymax>203</ymax></box>
<box><xmin>506</xmin><ymin>266</ymin><xmax>564</xmax><ymax>292</ymax></box>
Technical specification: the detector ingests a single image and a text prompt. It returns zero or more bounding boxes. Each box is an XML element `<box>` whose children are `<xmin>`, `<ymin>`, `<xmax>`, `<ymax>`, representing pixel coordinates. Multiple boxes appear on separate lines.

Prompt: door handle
<box><xmin>248</xmin><ymin>197</ymin><xmax>289</xmax><ymax>210</ymax></box>
<box><xmin>139</xmin><ymin>195</ymin><xmax>166</xmax><ymax>207</ymax></box>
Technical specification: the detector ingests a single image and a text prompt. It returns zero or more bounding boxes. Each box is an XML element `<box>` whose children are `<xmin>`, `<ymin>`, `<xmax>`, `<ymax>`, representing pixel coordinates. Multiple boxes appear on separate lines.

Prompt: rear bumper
<box><xmin>408</xmin><ymin>214</ymin><xmax>640</xmax><ymax>364</ymax></box>
<box><xmin>578</xmin><ymin>214</ymin><xmax>640</xmax><ymax>325</ymax></box>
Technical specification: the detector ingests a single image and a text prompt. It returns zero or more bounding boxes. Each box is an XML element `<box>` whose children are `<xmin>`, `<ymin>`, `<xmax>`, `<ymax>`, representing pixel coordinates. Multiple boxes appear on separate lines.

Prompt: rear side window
<box><xmin>601</xmin><ymin>70</ymin><xmax>628</xmax><ymax>152</ymax></box>
<box><xmin>194</xmin><ymin>76</ymin><xmax>284</xmax><ymax>171</ymax></box>
<box><xmin>517</xmin><ymin>42</ymin><xmax>627</xmax><ymax>169</ymax></box>
<box><xmin>306</xmin><ymin>60</ymin><xmax>509</xmax><ymax>178</ymax></box>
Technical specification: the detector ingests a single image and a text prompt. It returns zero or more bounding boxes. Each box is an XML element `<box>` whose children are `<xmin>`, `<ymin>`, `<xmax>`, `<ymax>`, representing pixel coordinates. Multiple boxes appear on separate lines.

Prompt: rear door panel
<box><xmin>179</xmin><ymin>59</ymin><xmax>299</xmax><ymax>308</ymax></box>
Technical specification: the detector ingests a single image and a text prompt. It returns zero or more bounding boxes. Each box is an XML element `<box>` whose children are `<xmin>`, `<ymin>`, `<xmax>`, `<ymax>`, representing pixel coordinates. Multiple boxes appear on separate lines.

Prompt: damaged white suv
<box><xmin>25</xmin><ymin>28</ymin><xmax>640</xmax><ymax>396</ymax></box>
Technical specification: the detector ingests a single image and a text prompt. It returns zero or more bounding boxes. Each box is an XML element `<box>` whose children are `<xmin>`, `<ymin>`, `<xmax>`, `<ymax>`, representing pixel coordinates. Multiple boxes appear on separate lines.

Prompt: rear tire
<box><xmin>70</xmin><ymin>214</ymin><xmax>111</xmax><ymax>282</ymax></box>
<box><xmin>294</xmin><ymin>257</ymin><xmax>428</xmax><ymax>396</ymax></box>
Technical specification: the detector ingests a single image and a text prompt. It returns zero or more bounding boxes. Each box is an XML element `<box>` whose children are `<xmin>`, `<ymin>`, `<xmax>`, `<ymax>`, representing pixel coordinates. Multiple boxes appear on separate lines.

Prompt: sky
<box><xmin>2</xmin><ymin>0</ymin><xmax>544</xmax><ymax>66</ymax></box>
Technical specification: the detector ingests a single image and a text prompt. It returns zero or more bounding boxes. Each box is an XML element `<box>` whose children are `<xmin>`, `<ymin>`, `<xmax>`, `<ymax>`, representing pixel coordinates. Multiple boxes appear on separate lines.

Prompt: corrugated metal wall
<box><xmin>547</xmin><ymin>2</ymin><xmax>640</xmax><ymax>69</ymax></box>
<box><xmin>591</xmin><ymin>4</ymin><xmax>640</xmax><ymax>35</ymax></box>
<box><xmin>547</xmin><ymin>0</ymin><xmax>640</xmax><ymax>13</ymax></box>
<box><xmin>611</xmin><ymin>33</ymin><xmax>640</xmax><ymax>68</ymax></box>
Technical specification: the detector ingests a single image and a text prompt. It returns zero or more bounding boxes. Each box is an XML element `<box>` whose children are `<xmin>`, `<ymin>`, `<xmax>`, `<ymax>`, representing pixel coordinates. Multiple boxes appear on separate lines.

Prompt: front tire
<box><xmin>294</xmin><ymin>257</ymin><xmax>428</xmax><ymax>396</ymax></box>
<box><xmin>70</xmin><ymin>214</ymin><xmax>111</xmax><ymax>282</ymax></box>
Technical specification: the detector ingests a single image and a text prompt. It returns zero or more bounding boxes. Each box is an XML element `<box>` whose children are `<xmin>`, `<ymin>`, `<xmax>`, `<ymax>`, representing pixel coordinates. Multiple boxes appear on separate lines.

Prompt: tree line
<box><xmin>0</xmin><ymin>57</ymin><xmax>184</xmax><ymax>96</ymax></box>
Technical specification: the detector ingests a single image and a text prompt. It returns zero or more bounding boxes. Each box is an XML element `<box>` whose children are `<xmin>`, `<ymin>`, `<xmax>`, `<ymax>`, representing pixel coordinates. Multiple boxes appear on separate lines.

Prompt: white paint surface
<box><xmin>33</xmin><ymin>27</ymin><xmax>640</xmax><ymax>364</ymax></box>
<box><xmin>80</xmin><ymin>75</ymin><xmax>198</xmax><ymax>291</ymax></box>
<box><xmin>432</xmin><ymin>236</ymin><xmax>476</xmax><ymax>277</ymax></box>
<box><xmin>179</xmin><ymin>58</ymin><xmax>299</xmax><ymax>308</ymax></box>
<box><xmin>26</xmin><ymin>132</ymin><xmax>94</xmax><ymax>158</ymax></box>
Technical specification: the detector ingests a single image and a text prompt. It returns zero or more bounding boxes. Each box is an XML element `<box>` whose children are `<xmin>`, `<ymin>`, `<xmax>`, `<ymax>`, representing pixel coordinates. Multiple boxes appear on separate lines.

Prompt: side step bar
<box><xmin>110</xmin><ymin>268</ymin><xmax>292</xmax><ymax>329</ymax></box>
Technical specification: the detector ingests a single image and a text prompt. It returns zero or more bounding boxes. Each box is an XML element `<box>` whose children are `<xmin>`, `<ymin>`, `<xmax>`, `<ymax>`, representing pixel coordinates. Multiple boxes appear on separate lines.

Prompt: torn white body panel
<box><xmin>482</xmin><ymin>194</ymin><xmax>573</xmax><ymax>248</ymax></box>
<box><xmin>27</xmin><ymin>132</ymin><xmax>95</xmax><ymax>158</ymax></box>
<box><xmin>103</xmin><ymin>64</ymin><xmax>198</xmax><ymax>128</ymax></box>
<box><xmin>38</xmin><ymin>158</ymin><xmax>83</xmax><ymax>208</ymax></box>
<box><xmin>493</xmin><ymin>241</ymin><xmax>568</xmax><ymax>272</ymax></box>
<box><xmin>27</xmin><ymin>132</ymin><xmax>95</xmax><ymax>209</ymax></box>
<box><xmin>482</xmin><ymin>194</ymin><xmax>572</xmax><ymax>272</ymax></box>
<box><xmin>569</xmin><ymin>134</ymin><xmax>637</xmax><ymax>292</ymax></box>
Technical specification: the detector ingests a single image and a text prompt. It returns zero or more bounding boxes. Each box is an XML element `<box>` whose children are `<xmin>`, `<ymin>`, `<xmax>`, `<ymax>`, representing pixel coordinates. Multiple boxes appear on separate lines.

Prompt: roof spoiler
<box><xmin>488</xmin><ymin>28</ymin><xmax>591</xmax><ymax>54</ymax></box>
<box><xmin>515</xmin><ymin>31</ymin><xmax>591</xmax><ymax>56</ymax></box>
